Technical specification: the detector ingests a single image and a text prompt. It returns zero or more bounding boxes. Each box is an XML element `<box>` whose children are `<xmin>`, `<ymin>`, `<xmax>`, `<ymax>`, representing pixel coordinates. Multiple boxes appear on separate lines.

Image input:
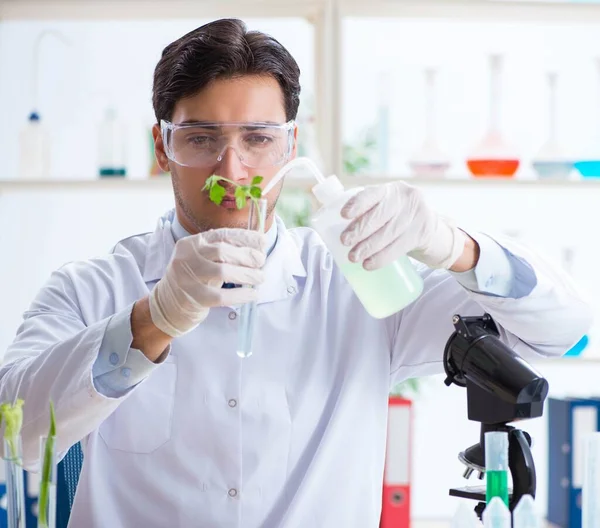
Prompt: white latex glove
<box><xmin>149</xmin><ymin>229</ymin><xmax>266</xmax><ymax>338</ymax></box>
<box><xmin>340</xmin><ymin>181</ymin><xmax>467</xmax><ymax>271</ymax></box>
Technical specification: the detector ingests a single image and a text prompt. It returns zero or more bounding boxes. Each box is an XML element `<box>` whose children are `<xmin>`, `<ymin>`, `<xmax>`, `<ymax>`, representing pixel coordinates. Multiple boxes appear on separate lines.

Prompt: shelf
<box><xmin>0</xmin><ymin>177</ymin><xmax>173</xmax><ymax>191</ymax></box>
<box><xmin>2</xmin><ymin>175</ymin><xmax>600</xmax><ymax>193</ymax></box>
<box><xmin>341</xmin><ymin>0</ymin><xmax>600</xmax><ymax>23</ymax></box>
<box><xmin>3</xmin><ymin>0</ymin><xmax>600</xmax><ymax>23</ymax></box>
<box><xmin>0</xmin><ymin>0</ymin><xmax>322</xmax><ymax>20</ymax></box>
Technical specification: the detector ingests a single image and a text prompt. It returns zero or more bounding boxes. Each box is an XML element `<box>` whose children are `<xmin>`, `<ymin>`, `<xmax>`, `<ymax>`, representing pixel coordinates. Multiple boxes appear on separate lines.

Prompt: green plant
<box><xmin>1</xmin><ymin>399</ymin><xmax>24</xmax><ymax>462</ymax></box>
<box><xmin>38</xmin><ymin>401</ymin><xmax>56</xmax><ymax>528</ymax></box>
<box><xmin>390</xmin><ymin>378</ymin><xmax>420</xmax><ymax>399</ymax></box>
<box><xmin>276</xmin><ymin>191</ymin><xmax>312</xmax><ymax>228</ymax></box>
<box><xmin>343</xmin><ymin>126</ymin><xmax>377</xmax><ymax>175</ymax></box>
<box><xmin>202</xmin><ymin>175</ymin><xmax>263</xmax><ymax>209</ymax></box>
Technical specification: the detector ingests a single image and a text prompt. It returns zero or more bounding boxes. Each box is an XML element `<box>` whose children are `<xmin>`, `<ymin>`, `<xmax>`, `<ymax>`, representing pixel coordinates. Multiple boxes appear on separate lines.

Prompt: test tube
<box><xmin>4</xmin><ymin>435</ymin><xmax>26</xmax><ymax>528</ymax></box>
<box><xmin>513</xmin><ymin>494</ymin><xmax>541</xmax><ymax>528</ymax></box>
<box><xmin>451</xmin><ymin>502</ymin><xmax>482</xmax><ymax>527</ymax></box>
<box><xmin>483</xmin><ymin>497</ymin><xmax>511</xmax><ymax>528</ymax></box>
<box><xmin>485</xmin><ymin>431</ymin><xmax>509</xmax><ymax>506</ymax></box>
<box><xmin>237</xmin><ymin>198</ymin><xmax>267</xmax><ymax>359</ymax></box>
<box><xmin>583</xmin><ymin>432</ymin><xmax>600</xmax><ymax>528</ymax></box>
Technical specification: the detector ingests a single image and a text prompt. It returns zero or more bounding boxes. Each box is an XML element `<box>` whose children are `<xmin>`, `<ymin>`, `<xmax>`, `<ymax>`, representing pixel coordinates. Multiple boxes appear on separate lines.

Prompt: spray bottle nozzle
<box><xmin>262</xmin><ymin>156</ymin><xmax>326</xmax><ymax>196</ymax></box>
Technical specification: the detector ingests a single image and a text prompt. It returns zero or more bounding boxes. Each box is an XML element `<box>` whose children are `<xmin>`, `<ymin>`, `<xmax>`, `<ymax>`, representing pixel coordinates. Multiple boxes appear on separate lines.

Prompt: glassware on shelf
<box><xmin>98</xmin><ymin>106</ymin><xmax>127</xmax><ymax>178</ymax></box>
<box><xmin>376</xmin><ymin>71</ymin><xmax>392</xmax><ymax>176</ymax></box>
<box><xmin>532</xmin><ymin>71</ymin><xmax>574</xmax><ymax>179</ymax></box>
<box><xmin>18</xmin><ymin>111</ymin><xmax>50</xmax><ymax>180</ymax></box>
<box><xmin>466</xmin><ymin>54</ymin><xmax>520</xmax><ymax>178</ymax></box>
<box><xmin>575</xmin><ymin>57</ymin><xmax>600</xmax><ymax>178</ymax></box>
<box><xmin>408</xmin><ymin>68</ymin><xmax>451</xmax><ymax>178</ymax></box>
<box><xmin>561</xmin><ymin>246</ymin><xmax>589</xmax><ymax>357</ymax></box>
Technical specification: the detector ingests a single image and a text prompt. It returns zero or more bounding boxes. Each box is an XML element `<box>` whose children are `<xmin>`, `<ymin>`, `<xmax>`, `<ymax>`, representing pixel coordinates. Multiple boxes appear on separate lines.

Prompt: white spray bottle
<box><xmin>263</xmin><ymin>158</ymin><xmax>424</xmax><ymax>318</ymax></box>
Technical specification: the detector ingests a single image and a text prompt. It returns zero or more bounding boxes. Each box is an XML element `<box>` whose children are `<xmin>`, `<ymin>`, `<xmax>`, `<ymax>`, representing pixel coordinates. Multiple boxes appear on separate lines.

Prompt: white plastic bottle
<box><xmin>18</xmin><ymin>111</ymin><xmax>50</xmax><ymax>180</ymax></box>
<box><xmin>311</xmin><ymin>175</ymin><xmax>424</xmax><ymax>318</ymax></box>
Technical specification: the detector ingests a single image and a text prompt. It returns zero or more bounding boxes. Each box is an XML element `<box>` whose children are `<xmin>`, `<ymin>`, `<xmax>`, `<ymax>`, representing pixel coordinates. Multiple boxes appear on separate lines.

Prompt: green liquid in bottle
<box><xmin>486</xmin><ymin>470</ymin><xmax>509</xmax><ymax>506</ymax></box>
<box><xmin>337</xmin><ymin>256</ymin><xmax>424</xmax><ymax>319</ymax></box>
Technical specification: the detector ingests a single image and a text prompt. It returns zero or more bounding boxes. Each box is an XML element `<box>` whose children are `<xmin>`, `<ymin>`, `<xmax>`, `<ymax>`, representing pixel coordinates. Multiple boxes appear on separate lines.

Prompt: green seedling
<box><xmin>1</xmin><ymin>399</ymin><xmax>24</xmax><ymax>462</ymax></box>
<box><xmin>202</xmin><ymin>175</ymin><xmax>264</xmax><ymax>210</ymax></box>
<box><xmin>38</xmin><ymin>401</ymin><xmax>56</xmax><ymax>528</ymax></box>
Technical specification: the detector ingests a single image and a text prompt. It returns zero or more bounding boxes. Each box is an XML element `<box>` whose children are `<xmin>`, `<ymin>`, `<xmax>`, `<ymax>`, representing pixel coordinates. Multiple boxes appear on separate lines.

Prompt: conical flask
<box><xmin>575</xmin><ymin>57</ymin><xmax>600</xmax><ymax>178</ymax></box>
<box><xmin>409</xmin><ymin>68</ymin><xmax>450</xmax><ymax>178</ymax></box>
<box><xmin>532</xmin><ymin>71</ymin><xmax>574</xmax><ymax>179</ymax></box>
<box><xmin>467</xmin><ymin>54</ymin><xmax>520</xmax><ymax>178</ymax></box>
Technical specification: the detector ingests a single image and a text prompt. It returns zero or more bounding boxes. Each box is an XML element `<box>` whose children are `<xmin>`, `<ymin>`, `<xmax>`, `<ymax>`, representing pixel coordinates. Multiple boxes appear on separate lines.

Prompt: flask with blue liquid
<box><xmin>562</xmin><ymin>246</ymin><xmax>588</xmax><ymax>357</ymax></box>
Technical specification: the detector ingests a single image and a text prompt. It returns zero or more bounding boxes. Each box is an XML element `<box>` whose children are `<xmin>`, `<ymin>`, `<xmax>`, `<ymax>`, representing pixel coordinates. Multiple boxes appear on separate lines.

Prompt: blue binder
<box><xmin>548</xmin><ymin>397</ymin><xmax>600</xmax><ymax>528</ymax></box>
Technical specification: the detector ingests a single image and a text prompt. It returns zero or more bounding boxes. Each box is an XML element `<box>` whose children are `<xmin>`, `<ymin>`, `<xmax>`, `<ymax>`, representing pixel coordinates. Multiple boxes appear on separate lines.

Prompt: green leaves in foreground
<box><xmin>0</xmin><ymin>399</ymin><xmax>24</xmax><ymax>462</ymax></box>
<box><xmin>202</xmin><ymin>175</ymin><xmax>263</xmax><ymax>209</ymax></box>
<box><xmin>38</xmin><ymin>401</ymin><xmax>56</xmax><ymax>528</ymax></box>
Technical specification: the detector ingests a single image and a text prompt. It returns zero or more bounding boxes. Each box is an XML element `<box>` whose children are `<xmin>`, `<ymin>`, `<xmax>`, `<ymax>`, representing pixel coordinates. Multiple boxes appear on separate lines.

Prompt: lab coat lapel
<box><xmin>142</xmin><ymin>212</ymin><xmax>176</xmax><ymax>284</ymax></box>
<box><xmin>256</xmin><ymin>217</ymin><xmax>306</xmax><ymax>305</ymax></box>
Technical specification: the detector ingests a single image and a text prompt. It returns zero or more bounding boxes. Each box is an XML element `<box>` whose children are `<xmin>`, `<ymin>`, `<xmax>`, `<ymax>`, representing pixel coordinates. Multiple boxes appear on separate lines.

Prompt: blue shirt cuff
<box><xmin>449</xmin><ymin>231</ymin><xmax>537</xmax><ymax>299</ymax></box>
<box><xmin>93</xmin><ymin>303</ymin><xmax>170</xmax><ymax>398</ymax></box>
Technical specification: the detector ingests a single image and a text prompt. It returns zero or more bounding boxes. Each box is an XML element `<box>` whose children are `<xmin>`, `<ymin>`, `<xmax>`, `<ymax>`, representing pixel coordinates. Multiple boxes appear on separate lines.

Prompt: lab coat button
<box><xmin>109</xmin><ymin>353</ymin><xmax>119</xmax><ymax>365</ymax></box>
<box><xmin>228</xmin><ymin>488</ymin><xmax>238</xmax><ymax>498</ymax></box>
<box><xmin>121</xmin><ymin>368</ymin><xmax>131</xmax><ymax>378</ymax></box>
<box><xmin>287</xmin><ymin>286</ymin><xmax>296</xmax><ymax>294</ymax></box>
<box><xmin>228</xmin><ymin>311</ymin><xmax>237</xmax><ymax>320</ymax></box>
<box><xmin>228</xmin><ymin>399</ymin><xmax>237</xmax><ymax>408</ymax></box>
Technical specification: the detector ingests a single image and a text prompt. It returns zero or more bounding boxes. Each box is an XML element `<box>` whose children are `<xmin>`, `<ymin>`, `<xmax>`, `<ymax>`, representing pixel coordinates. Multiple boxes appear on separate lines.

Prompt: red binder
<box><xmin>380</xmin><ymin>396</ymin><xmax>412</xmax><ymax>528</ymax></box>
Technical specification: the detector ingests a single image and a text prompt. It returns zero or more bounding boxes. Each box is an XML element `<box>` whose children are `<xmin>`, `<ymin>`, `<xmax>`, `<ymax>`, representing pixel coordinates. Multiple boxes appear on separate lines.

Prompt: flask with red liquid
<box><xmin>466</xmin><ymin>54</ymin><xmax>520</xmax><ymax>178</ymax></box>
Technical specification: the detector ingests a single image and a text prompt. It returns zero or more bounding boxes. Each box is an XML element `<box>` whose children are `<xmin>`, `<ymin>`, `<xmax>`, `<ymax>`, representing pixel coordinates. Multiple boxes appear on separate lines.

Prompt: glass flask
<box><xmin>409</xmin><ymin>68</ymin><xmax>451</xmax><ymax>178</ymax></box>
<box><xmin>466</xmin><ymin>54</ymin><xmax>520</xmax><ymax>178</ymax></box>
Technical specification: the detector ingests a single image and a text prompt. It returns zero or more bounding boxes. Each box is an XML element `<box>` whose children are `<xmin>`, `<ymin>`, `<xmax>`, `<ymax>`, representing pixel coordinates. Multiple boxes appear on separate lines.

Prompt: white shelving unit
<box><xmin>2</xmin><ymin>175</ymin><xmax>600</xmax><ymax>192</ymax></box>
<box><xmin>5</xmin><ymin>0</ymin><xmax>600</xmax><ymax>177</ymax></box>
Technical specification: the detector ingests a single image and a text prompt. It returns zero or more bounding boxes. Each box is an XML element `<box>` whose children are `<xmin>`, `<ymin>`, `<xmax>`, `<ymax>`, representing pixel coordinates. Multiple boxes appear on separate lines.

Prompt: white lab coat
<box><xmin>0</xmin><ymin>212</ymin><xmax>591</xmax><ymax>528</ymax></box>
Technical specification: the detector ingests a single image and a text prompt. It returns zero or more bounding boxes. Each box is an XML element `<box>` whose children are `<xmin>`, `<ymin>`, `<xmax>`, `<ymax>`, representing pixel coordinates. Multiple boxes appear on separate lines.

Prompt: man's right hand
<box><xmin>148</xmin><ymin>228</ymin><xmax>267</xmax><ymax>338</ymax></box>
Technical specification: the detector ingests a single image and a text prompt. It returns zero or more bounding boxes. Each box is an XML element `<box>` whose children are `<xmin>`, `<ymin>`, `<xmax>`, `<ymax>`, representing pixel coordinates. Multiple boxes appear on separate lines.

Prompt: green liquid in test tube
<box><xmin>485</xmin><ymin>431</ymin><xmax>509</xmax><ymax>506</ymax></box>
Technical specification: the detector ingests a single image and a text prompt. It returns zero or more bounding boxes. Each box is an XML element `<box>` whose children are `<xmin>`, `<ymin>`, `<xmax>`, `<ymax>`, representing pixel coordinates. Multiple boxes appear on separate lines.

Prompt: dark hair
<box><xmin>152</xmin><ymin>18</ymin><xmax>301</xmax><ymax>123</ymax></box>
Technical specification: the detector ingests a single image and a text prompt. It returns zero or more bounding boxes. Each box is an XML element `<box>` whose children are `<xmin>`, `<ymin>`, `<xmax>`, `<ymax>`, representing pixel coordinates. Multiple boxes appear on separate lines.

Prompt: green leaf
<box><xmin>209</xmin><ymin>182</ymin><xmax>226</xmax><ymax>205</ymax></box>
<box><xmin>252</xmin><ymin>175</ymin><xmax>263</xmax><ymax>185</ymax></box>
<box><xmin>39</xmin><ymin>401</ymin><xmax>56</xmax><ymax>528</ymax></box>
<box><xmin>202</xmin><ymin>175</ymin><xmax>217</xmax><ymax>191</ymax></box>
<box><xmin>1</xmin><ymin>400</ymin><xmax>24</xmax><ymax>462</ymax></box>
<box><xmin>234</xmin><ymin>186</ymin><xmax>248</xmax><ymax>210</ymax></box>
<box><xmin>249</xmin><ymin>186</ymin><xmax>262</xmax><ymax>199</ymax></box>
<box><xmin>49</xmin><ymin>400</ymin><xmax>56</xmax><ymax>436</ymax></box>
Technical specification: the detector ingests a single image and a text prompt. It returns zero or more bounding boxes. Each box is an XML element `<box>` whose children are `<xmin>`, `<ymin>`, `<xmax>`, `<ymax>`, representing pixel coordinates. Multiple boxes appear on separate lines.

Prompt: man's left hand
<box><xmin>340</xmin><ymin>180</ymin><xmax>478</xmax><ymax>272</ymax></box>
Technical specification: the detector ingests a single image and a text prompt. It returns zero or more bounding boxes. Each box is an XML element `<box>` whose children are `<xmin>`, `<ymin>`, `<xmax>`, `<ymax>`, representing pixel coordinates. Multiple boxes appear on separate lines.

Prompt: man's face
<box><xmin>153</xmin><ymin>75</ymin><xmax>297</xmax><ymax>233</ymax></box>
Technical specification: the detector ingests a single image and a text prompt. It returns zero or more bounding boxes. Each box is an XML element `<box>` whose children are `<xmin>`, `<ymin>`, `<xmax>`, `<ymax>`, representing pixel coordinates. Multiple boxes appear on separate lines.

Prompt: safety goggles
<box><xmin>160</xmin><ymin>119</ymin><xmax>295</xmax><ymax>169</ymax></box>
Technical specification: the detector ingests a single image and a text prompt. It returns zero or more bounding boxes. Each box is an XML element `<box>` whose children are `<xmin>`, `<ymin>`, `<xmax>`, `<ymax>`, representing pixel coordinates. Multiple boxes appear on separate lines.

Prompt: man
<box><xmin>0</xmin><ymin>18</ymin><xmax>591</xmax><ymax>528</ymax></box>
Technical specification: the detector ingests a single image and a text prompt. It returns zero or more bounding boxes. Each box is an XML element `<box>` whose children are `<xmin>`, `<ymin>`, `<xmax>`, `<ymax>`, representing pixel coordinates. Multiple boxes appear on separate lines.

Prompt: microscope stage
<box><xmin>449</xmin><ymin>485</ymin><xmax>513</xmax><ymax>501</ymax></box>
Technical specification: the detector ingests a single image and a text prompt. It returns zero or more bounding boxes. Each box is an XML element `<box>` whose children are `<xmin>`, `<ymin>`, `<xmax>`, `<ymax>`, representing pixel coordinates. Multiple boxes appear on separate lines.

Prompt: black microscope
<box><xmin>443</xmin><ymin>313</ymin><xmax>549</xmax><ymax>520</ymax></box>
